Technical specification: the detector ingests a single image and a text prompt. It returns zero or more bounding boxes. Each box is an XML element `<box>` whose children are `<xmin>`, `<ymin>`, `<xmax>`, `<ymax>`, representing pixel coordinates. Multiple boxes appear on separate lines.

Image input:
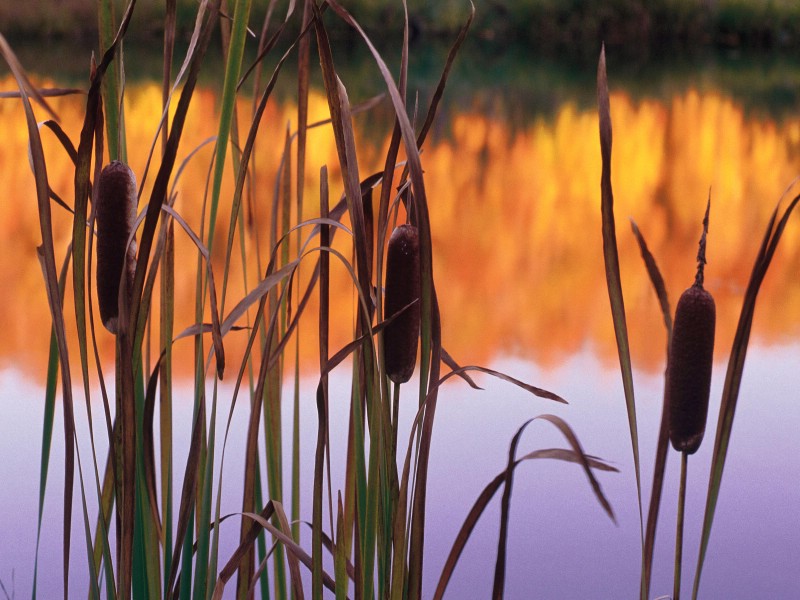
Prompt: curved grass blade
<box><xmin>492</xmin><ymin>418</ymin><xmax>532</xmax><ymax>599</ymax></box>
<box><xmin>434</xmin><ymin>421</ymin><xmax>617</xmax><ymax>600</ymax></box>
<box><xmin>128</xmin><ymin>0</ymin><xmax>220</xmax><ymax>349</ymax></box>
<box><xmin>413</xmin><ymin>1</ymin><xmax>473</xmax><ymax>152</ymax></box>
<box><xmin>160</xmin><ymin>204</ymin><xmax>225</xmax><ymax>378</ymax></box>
<box><xmin>692</xmin><ymin>190</ymin><xmax>800</xmax><ymax>599</ymax></box>
<box><xmin>0</xmin><ymin>32</ymin><xmax>76</xmax><ymax>598</ymax></box>
<box><xmin>392</xmin><ymin>367</ymin><xmax>571</xmax><ymax>600</ymax></box>
<box><xmin>240</xmin><ymin>510</ymin><xmax>339</xmax><ymax>595</ymax></box>
<box><xmin>597</xmin><ymin>47</ymin><xmax>644</xmax><ymax>592</ymax></box>
<box><xmin>0</xmin><ymin>39</ymin><xmax>60</xmax><ymax>120</ymax></box>
<box><xmin>0</xmin><ymin>86</ymin><xmax>82</xmax><ymax>100</ymax></box>
<box><xmin>161</xmin><ymin>0</ymin><xmax>177</xmax><ymax>152</ymax></box>
<box><xmin>35</xmin><ymin>120</ymin><xmax>80</xmax><ymax>214</ymax></box>
<box><xmin>630</xmin><ymin>218</ymin><xmax>673</xmax><ymax>598</ymax></box>
<box><xmin>32</xmin><ymin>245</ymin><xmax>71</xmax><ymax>599</ymax></box>
<box><xmin>212</xmin><ymin>502</ymin><xmax>276</xmax><ymax>598</ymax></box>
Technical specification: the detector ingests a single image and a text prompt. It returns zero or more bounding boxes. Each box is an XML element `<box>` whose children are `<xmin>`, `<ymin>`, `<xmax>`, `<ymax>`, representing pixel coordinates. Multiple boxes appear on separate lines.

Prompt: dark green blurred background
<box><xmin>3</xmin><ymin>0</ymin><xmax>800</xmax><ymax>50</ymax></box>
<box><xmin>4</xmin><ymin>0</ymin><xmax>800</xmax><ymax>123</ymax></box>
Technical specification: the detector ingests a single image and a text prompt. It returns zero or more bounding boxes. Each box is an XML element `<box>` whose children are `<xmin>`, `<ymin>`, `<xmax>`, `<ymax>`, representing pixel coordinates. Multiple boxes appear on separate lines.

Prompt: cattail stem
<box><xmin>674</xmin><ymin>451</ymin><xmax>688</xmax><ymax>600</ymax></box>
<box><xmin>391</xmin><ymin>381</ymin><xmax>401</xmax><ymax>467</ymax></box>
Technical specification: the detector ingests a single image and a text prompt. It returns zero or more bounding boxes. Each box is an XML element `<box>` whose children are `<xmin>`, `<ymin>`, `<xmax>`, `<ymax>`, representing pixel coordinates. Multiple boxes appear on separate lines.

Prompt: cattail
<box><xmin>96</xmin><ymin>160</ymin><xmax>138</xmax><ymax>335</ymax></box>
<box><xmin>383</xmin><ymin>224</ymin><xmax>421</xmax><ymax>384</ymax></box>
<box><xmin>668</xmin><ymin>200</ymin><xmax>715</xmax><ymax>454</ymax></box>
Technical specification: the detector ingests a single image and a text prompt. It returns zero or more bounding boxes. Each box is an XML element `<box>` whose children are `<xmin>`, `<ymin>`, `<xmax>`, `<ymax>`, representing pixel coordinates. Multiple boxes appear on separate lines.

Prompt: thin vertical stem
<box><xmin>391</xmin><ymin>382</ymin><xmax>400</xmax><ymax>467</ymax></box>
<box><xmin>674</xmin><ymin>451</ymin><xmax>688</xmax><ymax>600</ymax></box>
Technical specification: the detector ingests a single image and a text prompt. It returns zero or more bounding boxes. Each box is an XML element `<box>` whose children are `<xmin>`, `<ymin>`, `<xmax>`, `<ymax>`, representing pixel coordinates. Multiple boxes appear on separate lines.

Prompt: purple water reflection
<box><xmin>1</xmin><ymin>343</ymin><xmax>798</xmax><ymax>598</ymax></box>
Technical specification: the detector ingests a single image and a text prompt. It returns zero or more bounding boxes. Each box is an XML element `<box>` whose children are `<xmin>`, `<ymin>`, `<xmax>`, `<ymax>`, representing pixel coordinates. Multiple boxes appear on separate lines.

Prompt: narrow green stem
<box><xmin>674</xmin><ymin>451</ymin><xmax>688</xmax><ymax>600</ymax></box>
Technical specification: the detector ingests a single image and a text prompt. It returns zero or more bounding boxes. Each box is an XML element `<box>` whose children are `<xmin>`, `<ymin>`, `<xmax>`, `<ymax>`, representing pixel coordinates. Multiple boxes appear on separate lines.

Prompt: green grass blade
<box><xmin>334</xmin><ymin>493</ymin><xmax>348</xmax><ymax>600</ymax></box>
<box><xmin>193</xmin><ymin>390</ymin><xmax>217</xmax><ymax>600</ymax></box>
<box><xmin>596</xmin><ymin>47</ymin><xmax>644</xmax><ymax>595</ymax></box>
<box><xmin>75</xmin><ymin>444</ymin><xmax>103</xmax><ymax>600</ymax></box>
<box><xmin>206</xmin><ymin>0</ymin><xmax>252</xmax><ymax>258</ymax></box>
<box><xmin>97</xmin><ymin>0</ymin><xmax>126</xmax><ymax>161</ymax></box>
<box><xmin>32</xmin><ymin>245</ymin><xmax>71</xmax><ymax>600</ymax></box>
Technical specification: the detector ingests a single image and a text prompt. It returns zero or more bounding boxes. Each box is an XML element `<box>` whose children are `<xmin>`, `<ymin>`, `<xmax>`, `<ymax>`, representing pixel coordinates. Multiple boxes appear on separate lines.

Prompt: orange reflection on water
<box><xmin>1</xmin><ymin>75</ymin><xmax>799</xmax><ymax>380</ymax></box>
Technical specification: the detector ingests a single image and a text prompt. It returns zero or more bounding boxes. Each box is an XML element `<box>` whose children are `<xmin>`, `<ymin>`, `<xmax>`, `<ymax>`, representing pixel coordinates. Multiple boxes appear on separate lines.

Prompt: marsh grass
<box><xmin>1</xmin><ymin>0</ymin><xmax>622</xmax><ymax>598</ymax></box>
<box><xmin>4</xmin><ymin>0</ymin><xmax>800</xmax><ymax>595</ymax></box>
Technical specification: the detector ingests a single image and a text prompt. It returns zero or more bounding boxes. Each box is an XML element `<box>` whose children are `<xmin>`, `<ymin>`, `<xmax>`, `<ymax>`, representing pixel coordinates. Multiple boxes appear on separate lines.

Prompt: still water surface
<box><xmin>0</xmin><ymin>46</ymin><xmax>799</xmax><ymax>597</ymax></box>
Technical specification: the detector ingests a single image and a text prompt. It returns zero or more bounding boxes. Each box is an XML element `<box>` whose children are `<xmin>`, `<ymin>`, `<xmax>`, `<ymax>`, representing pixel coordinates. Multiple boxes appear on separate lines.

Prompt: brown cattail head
<box><xmin>667</xmin><ymin>283</ymin><xmax>715</xmax><ymax>454</ymax></box>
<box><xmin>96</xmin><ymin>161</ymin><xmax>138</xmax><ymax>334</ymax></box>
<box><xmin>383</xmin><ymin>224</ymin><xmax>421</xmax><ymax>384</ymax></box>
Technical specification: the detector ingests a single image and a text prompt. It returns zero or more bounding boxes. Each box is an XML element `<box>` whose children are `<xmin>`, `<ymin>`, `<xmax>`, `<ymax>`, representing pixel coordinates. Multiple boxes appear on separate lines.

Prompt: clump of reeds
<box><xmin>96</xmin><ymin>160</ymin><xmax>138</xmax><ymax>334</ymax></box>
<box><xmin>383</xmin><ymin>223</ymin><xmax>421</xmax><ymax>384</ymax></box>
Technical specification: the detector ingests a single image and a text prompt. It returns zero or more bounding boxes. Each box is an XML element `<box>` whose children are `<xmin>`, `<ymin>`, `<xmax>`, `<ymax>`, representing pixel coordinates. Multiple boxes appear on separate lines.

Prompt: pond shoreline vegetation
<box><xmin>0</xmin><ymin>0</ymin><xmax>798</xmax><ymax>598</ymax></box>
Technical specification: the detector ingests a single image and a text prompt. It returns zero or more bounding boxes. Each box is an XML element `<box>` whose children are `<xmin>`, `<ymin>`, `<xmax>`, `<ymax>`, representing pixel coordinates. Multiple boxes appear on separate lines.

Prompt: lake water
<box><xmin>0</xmin><ymin>40</ymin><xmax>799</xmax><ymax>598</ymax></box>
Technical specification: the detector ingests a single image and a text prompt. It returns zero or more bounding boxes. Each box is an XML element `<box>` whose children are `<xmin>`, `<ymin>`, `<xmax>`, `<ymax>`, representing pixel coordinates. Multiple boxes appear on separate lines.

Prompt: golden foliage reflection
<box><xmin>1</xmin><ymin>75</ymin><xmax>799</xmax><ymax>379</ymax></box>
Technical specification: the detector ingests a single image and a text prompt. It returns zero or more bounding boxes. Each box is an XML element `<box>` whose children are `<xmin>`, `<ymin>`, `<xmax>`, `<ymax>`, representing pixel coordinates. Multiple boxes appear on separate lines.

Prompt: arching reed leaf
<box><xmin>216</xmin><ymin>510</ymin><xmax>341</xmax><ymax>597</ymax></box>
<box><xmin>128</xmin><ymin>0</ymin><xmax>220</xmax><ymax>344</ymax></box>
<box><xmin>630</xmin><ymin>218</ymin><xmax>673</xmax><ymax>599</ymax></box>
<box><xmin>31</xmin><ymin>245</ymin><xmax>71</xmax><ymax>599</ymax></box>
<box><xmin>630</xmin><ymin>220</ymin><xmax>672</xmax><ymax>336</ymax></box>
<box><xmin>160</xmin><ymin>204</ymin><xmax>225</xmax><ymax>379</ymax></box>
<box><xmin>394</xmin><ymin>368</ymin><xmax>572</xmax><ymax>600</ymax></box>
<box><xmin>434</xmin><ymin>420</ymin><xmax>617</xmax><ymax>600</ymax></box>
<box><xmin>0</xmin><ymin>32</ymin><xmax>76</xmax><ymax>598</ymax></box>
<box><xmin>0</xmin><ymin>39</ymin><xmax>60</xmax><ymax>120</ymax></box>
<box><xmin>597</xmin><ymin>46</ymin><xmax>644</xmax><ymax>596</ymax></box>
<box><xmin>212</xmin><ymin>502</ymin><xmax>275</xmax><ymax>599</ymax></box>
<box><xmin>40</xmin><ymin>119</ymin><xmax>79</xmax><ymax>163</ymax></box>
<box><xmin>0</xmin><ymin>87</ymin><xmax>82</xmax><ymax>100</ymax></box>
<box><xmin>413</xmin><ymin>1</ymin><xmax>473</xmax><ymax>151</ymax></box>
<box><xmin>161</xmin><ymin>0</ymin><xmax>177</xmax><ymax>152</ymax></box>
<box><xmin>272</xmin><ymin>501</ymin><xmax>304</xmax><ymax>599</ymax></box>
<box><xmin>492</xmin><ymin>417</ymin><xmax>532</xmax><ymax>599</ymax></box>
